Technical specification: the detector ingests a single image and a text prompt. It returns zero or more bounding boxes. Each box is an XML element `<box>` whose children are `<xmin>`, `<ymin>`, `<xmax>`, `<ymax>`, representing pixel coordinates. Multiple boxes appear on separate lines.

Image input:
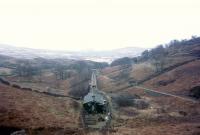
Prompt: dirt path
<box><xmin>135</xmin><ymin>86</ymin><xmax>199</xmax><ymax>103</ymax></box>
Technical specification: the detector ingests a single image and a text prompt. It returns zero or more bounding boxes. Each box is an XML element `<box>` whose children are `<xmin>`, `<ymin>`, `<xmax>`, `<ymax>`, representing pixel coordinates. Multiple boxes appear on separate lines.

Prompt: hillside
<box><xmin>0</xmin><ymin>83</ymin><xmax>83</xmax><ymax>135</ymax></box>
<box><xmin>0</xmin><ymin>37</ymin><xmax>200</xmax><ymax>135</ymax></box>
<box><xmin>0</xmin><ymin>56</ymin><xmax>109</xmax><ymax>99</ymax></box>
<box><xmin>107</xmin><ymin>75</ymin><xmax>200</xmax><ymax>135</ymax></box>
<box><xmin>102</xmin><ymin>37</ymin><xmax>200</xmax><ymax>92</ymax></box>
<box><xmin>143</xmin><ymin>59</ymin><xmax>200</xmax><ymax>96</ymax></box>
<box><xmin>96</xmin><ymin>37</ymin><xmax>200</xmax><ymax>135</ymax></box>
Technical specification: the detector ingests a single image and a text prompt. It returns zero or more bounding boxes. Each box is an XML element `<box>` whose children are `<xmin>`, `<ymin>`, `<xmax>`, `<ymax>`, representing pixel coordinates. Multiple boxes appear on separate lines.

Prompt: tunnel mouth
<box><xmin>0</xmin><ymin>126</ymin><xmax>23</xmax><ymax>135</ymax></box>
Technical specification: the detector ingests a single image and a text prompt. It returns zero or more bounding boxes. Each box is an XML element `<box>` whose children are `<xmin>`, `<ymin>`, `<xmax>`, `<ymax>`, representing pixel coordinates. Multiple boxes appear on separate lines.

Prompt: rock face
<box><xmin>189</xmin><ymin>86</ymin><xmax>200</xmax><ymax>99</ymax></box>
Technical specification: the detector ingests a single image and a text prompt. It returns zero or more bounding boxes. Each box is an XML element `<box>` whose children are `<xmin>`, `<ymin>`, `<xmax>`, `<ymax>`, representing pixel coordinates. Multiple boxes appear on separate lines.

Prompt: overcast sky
<box><xmin>0</xmin><ymin>0</ymin><xmax>199</xmax><ymax>51</ymax></box>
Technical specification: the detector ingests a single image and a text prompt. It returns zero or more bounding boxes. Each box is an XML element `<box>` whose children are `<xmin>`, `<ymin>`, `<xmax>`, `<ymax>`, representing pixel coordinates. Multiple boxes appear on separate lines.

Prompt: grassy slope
<box><xmin>143</xmin><ymin>59</ymin><xmax>200</xmax><ymax>95</ymax></box>
<box><xmin>99</xmin><ymin>55</ymin><xmax>200</xmax><ymax>135</ymax></box>
<box><xmin>0</xmin><ymin>83</ymin><xmax>82</xmax><ymax>134</ymax></box>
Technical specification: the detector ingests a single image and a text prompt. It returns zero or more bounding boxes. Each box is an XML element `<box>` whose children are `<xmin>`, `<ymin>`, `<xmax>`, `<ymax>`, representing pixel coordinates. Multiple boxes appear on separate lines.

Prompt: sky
<box><xmin>0</xmin><ymin>0</ymin><xmax>200</xmax><ymax>51</ymax></box>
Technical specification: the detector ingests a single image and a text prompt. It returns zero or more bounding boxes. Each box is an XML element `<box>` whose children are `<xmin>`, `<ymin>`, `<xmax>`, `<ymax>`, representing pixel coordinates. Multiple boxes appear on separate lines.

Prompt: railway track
<box><xmin>80</xmin><ymin>102</ymin><xmax>112</xmax><ymax>134</ymax></box>
<box><xmin>80</xmin><ymin>109</ymin><xmax>112</xmax><ymax>135</ymax></box>
<box><xmin>80</xmin><ymin>70</ymin><xmax>113</xmax><ymax>135</ymax></box>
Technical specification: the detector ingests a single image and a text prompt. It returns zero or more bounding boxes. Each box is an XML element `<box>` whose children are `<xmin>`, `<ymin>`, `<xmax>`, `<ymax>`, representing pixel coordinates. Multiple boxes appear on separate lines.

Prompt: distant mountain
<box><xmin>0</xmin><ymin>44</ymin><xmax>145</xmax><ymax>63</ymax></box>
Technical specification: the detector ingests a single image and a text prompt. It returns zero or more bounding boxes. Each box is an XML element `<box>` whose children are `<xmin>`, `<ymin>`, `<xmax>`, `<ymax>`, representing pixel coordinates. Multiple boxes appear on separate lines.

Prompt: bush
<box><xmin>111</xmin><ymin>57</ymin><xmax>133</xmax><ymax>66</ymax></box>
<box><xmin>0</xmin><ymin>78</ymin><xmax>10</xmax><ymax>86</ymax></box>
<box><xmin>112</xmin><ymin>93</ymin><xmax>140</xmax><ymax>107</ymax></box>
<box><xmin>12</xmin><ymin>84</ymin><xmax>21</xmax><ymax>89</ymax></box>
<box><xmin>189</xmin><ymin>86</ymin><xmax>200</xmax><ymax>99</ymax></box>
<box><xmin>156</xmin><ymin>79</ymin><xmax>175</xmax><ymax>86</ymax></box>
<box><xmin>68</xmin><ymin>82</ymin><xmax>90</xmax><ymax>98</ymax></box>
<box><xmin>112</xmin><ymin>93</ymin><xmax>149</xmax><ymax>109</ymax></box>
<box><xmin>70</xmin><ymin>101</ymin><xmax>80</xmax><ymax>111</ymax></box>
<box><xmin>133</xmin><ymin>99</ymin><xmax>149</xmax><ymax>109</ymax></box>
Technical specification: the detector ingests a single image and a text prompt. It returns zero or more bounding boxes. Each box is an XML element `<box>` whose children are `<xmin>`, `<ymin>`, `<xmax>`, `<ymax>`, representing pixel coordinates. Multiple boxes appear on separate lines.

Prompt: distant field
<box><xmin>0</xmin><ymin>67</ymin><xmax>13</xmax><ymax>75</ymax></box>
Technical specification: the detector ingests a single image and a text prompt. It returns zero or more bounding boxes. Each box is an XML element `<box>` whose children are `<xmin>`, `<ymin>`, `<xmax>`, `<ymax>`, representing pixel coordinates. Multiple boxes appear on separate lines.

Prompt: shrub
<box><xmin>111</xmin><ymin>57</ymin><xmax>132</xmax><ymax>66</ymax></box>
<box><xmin>68</xmin><ymin>82</ymin><xmax>89</xmax><ymax>98</ymax></box>
<box><xmin>0</xmin><ymin>78</ymin><xmax>10</xmax><ymax>86</ymax></box>
<box><xmin>189</xmin><ymin>86</ymin><xmax>200</xmax><ymax>99</ymax></box>
<box><xmin>112</xmin><ymin>93</ymin><xmax>140</xmax><ymax>107</ymax></box>
<box><xmin>133</xmin><ymin>99</ymin><xmax>149</xmax><ymax>109</ymax></box>
<box><xmin>156</xmin><ymin>79</ymin><xmax>175</xmax><ymax>86</ymax></box>
<box><xmin>12</xmin><ymin>84</ymin><xmax>21</xmax><ymax>89</ymax></box>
